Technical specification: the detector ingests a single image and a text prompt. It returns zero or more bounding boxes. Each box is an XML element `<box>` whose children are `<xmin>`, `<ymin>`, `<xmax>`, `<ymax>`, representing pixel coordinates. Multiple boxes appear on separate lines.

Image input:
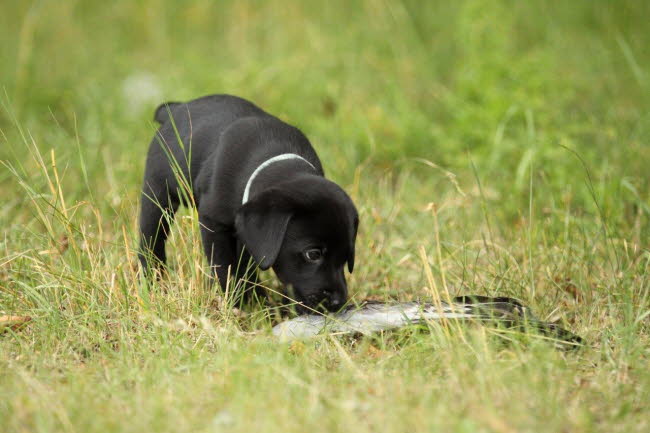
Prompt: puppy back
<box><xmin>153</xmin><ymin>101</ymin><xmax>182</xmax><ymax>125</ymax></box>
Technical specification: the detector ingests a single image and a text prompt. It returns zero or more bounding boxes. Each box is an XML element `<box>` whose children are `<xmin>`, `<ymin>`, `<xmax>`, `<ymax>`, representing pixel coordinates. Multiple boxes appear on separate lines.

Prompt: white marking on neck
<box><xmin>242</xmin><ymin>153</ymin><xmax>316</xmax><ymax>204</ymax></box>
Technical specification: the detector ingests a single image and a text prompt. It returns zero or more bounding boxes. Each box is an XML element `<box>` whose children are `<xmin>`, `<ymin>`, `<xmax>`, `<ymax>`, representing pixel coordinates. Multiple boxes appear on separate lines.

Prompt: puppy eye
<box><xmin>303</xmin><ymin>248</ymin><xmax>323</xmax><ymax>262</ymax></box>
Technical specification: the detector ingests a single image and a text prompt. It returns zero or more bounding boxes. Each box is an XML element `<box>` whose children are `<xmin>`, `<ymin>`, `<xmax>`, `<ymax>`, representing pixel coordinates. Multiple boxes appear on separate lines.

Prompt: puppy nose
<box><xmin>324</xmin><ymin>290</ymin><xmax>346</xmax><ymax>311</ymax></box>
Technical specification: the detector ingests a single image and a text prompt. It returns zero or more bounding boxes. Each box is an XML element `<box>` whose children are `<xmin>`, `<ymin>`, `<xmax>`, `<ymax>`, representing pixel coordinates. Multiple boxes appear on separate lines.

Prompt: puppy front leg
<box><xmin>234</xmin><ymin>240</ymin><xmax>263</xmax><ymax>301</ymax></box>
<box><xmin>199</xmin><ymin>217</ymin><xmax>237</xmax><ymax>290</ymax></box>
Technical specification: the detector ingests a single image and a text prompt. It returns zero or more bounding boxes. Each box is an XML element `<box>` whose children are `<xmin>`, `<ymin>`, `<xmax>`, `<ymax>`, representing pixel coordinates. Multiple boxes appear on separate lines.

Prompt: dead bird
<box><xmin>272</xmin><ymin>295</ymin><xmax>583</xmax><ymax>349</ymax></box>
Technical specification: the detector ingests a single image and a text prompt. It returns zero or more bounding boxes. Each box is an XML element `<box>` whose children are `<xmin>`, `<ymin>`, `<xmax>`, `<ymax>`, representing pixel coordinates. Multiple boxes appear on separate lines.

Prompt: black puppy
<box><xmin>138</xmin><ymin>94</ymin><xmax>358</xmax><ymax>312</ymax></box>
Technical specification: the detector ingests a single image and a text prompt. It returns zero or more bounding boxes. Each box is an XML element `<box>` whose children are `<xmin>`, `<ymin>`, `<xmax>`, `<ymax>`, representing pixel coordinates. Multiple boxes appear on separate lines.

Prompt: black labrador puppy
<box><xmin>138</xmin><ymin>94</ymin><xmax>358</xmax><ymax>312</ymax></box>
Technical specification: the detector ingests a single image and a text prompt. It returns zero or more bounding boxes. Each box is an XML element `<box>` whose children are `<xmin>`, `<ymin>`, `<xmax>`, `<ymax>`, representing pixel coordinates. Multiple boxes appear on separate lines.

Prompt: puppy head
<box><xmin>235</xmin><ymin>175</ymin><xmax>358</xmax><ymax>312</ymax></box>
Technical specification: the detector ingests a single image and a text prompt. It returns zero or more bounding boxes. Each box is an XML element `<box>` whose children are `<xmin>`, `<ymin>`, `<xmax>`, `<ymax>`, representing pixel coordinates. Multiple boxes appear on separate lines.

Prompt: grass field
<box><xmin>1</xmin><ymin>1</ymin><xmax>649</xmax><ymax>432</ymax></box>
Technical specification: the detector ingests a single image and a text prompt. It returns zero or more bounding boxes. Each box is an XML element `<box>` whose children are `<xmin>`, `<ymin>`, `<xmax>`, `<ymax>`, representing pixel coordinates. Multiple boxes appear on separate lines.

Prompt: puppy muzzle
<box><xmin>293</xmin><ymin>286</ymin><xmax>346</xmax><ymax>313</ymax></box>
<box><xmin>310</xmin><ymin>284</ymin><xmax>348</xmax><ymax>312</ymax></box>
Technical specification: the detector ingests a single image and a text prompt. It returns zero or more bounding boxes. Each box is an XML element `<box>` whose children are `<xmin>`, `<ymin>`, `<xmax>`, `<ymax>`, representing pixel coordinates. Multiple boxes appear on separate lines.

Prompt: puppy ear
<box><xmin>347</xmin><ymin>214</ymin><xmax>359</xmax><ymax>273</ymax></box>
<box><xmin>235</xmin><ymin>197</ymin><xmax>292</xmax><ymax>270</ymax></box>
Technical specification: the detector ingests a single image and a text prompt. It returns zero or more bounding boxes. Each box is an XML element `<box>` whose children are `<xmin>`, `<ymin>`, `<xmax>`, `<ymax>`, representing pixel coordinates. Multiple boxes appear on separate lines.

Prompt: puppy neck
<box><xmin>242</xmin><ymin>153</ymin><xmax>316</xmax><ymax>204</ymax></box>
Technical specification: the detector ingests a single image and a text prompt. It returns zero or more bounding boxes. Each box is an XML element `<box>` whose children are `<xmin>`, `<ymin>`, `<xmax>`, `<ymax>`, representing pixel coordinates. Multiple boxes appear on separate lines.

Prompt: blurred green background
<box><xmin>2</xmin><ymin>0</ymin><xmax>649</xmax><ymax>211</ymax></box>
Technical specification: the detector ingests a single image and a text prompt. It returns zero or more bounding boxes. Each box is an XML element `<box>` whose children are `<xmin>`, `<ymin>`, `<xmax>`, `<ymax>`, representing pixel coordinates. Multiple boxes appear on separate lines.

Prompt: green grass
<box><xmin>1</xmin><ymin>0</ymin><xmax>649</xmax><ymax>431</ymax></box>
